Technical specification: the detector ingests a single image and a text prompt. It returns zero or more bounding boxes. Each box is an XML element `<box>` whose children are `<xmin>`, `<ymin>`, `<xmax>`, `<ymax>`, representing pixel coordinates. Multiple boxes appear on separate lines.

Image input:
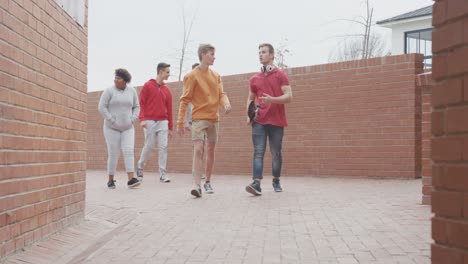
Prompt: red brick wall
<box><xmin>0</xmin><ymin>0</ymin><xmax>88</xmax><ymax>258</ymax></box>
<box><xmin>88</xmin><ymin>54</ymin><xmax>424</xmax><ymax>178</ymax></box>
<box><xmin>417</xmin><ymin>73</ymin><xmax>434</xmax><ymax>205</ymax></box>
<box><xmin>431</xmin><ymin>0</ymin><xmax>468</xmax><ymax>263</ymax></box>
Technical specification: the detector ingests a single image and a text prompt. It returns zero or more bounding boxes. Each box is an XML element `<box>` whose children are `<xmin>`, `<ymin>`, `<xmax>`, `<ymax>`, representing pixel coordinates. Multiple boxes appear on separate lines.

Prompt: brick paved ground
<box><xmin>3</xmin><ymin>170</ymin><xmax>431</xmax><ymax>264</ymax></box>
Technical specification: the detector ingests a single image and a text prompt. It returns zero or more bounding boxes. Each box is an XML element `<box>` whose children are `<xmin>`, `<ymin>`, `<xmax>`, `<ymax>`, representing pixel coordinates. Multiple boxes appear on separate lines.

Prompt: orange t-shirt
<box><xmin>177</xmin><ymin>68</ymin><xmax>230</xmax><ymax>128</ymax></box>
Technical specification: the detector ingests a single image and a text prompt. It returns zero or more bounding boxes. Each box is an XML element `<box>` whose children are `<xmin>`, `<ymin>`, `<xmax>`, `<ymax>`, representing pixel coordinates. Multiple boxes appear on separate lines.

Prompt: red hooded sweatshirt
<box><xmin>139</xmin><ymin>79</ymin><xmax>173</xmax><ymax>130</ymax></box>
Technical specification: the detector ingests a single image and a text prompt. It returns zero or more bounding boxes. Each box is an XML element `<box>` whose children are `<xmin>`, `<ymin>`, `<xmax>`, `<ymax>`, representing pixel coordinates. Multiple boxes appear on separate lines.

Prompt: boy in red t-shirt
<box><xmin>245</xmin><ymin>43</ymin><xmax>293</xmax><ymax>196</ymax></box>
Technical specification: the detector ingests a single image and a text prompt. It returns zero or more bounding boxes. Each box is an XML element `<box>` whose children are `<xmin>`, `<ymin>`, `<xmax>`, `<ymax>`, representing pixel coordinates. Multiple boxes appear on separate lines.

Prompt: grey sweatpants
<box><xmin>103</xmin><ymin>126</ymin><xmax>135</xmax><ymax>175</ymax></box>
<box><xmin>138</xmin><ymin>120</ymin><xmax>169</xmax><ymax>176</ymax></box>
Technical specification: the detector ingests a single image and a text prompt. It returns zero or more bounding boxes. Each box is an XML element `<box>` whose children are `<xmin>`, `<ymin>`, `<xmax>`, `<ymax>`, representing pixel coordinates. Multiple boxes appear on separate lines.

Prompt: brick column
<box><xmin>431</xmin><ymin>0</ymin><xmax>468</xmax><ymax>263</ymax></box>
<box><xmin>417</xmin><ymin>73</ymin><xmax>434</xmax><ymax>205</ymax></box>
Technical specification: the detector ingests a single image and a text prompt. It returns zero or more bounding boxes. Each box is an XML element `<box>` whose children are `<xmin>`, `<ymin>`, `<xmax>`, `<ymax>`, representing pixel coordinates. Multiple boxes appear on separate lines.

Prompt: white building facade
<box><xmin>377</xmin><ymin>6</ymin><xmax>432</xmax><ymax>68</ymax></box>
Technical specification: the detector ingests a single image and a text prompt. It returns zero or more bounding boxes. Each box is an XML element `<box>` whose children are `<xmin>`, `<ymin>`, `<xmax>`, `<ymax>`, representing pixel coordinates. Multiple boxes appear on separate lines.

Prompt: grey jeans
<box><xmin>103</xmin><ymin>126</ymin><xmax>135</xmax><ymax>175</ymax></box>
<box><xmin>137</xmin><ymin>120</ymin><xmax>169</xmax><ymax>176</ymax></box>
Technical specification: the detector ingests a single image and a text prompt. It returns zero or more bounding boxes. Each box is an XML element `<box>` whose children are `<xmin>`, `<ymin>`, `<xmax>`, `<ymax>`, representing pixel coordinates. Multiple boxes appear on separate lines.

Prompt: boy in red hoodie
<box><xmin>136</xmin><ymin>63</ymin><xmax>173</xmax><ymax>183</ymax></box>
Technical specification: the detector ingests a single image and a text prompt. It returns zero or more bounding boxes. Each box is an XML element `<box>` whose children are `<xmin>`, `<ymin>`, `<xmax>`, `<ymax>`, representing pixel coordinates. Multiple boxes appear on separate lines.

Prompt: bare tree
<box><xmin>330</xmin><ymin>31</ymin><xmax>388</xmax><ymax>62</ymax></box>
<box><xmin>366</xmin><ymin>32</ymin><xmax>388</xmax><ymax>58</ymax></box>
<box><xmin>329</xmin><ymin>0</ymin><xmax>388</xmax><ymax>62</ymax></box>
<box><xmin>275</xmin><ymin>38</ymin><xmax>291</xmax><ymax>70</ymax></box>
<box><xmin>331</xmin><ymin>38</ymin><xmax>363</xmax><ymax>62</ymax></box>
<box><xmin>362</xmin><ymin>0</ymin><xmax>373</xmax><ymax>59</ymax></box>
<box><xmin>176</xmin><ymin>3</ymin><xmax>198</xmax><ymax>85</ymax></box>
<box><xmin>172</xmin><ymin>1</ymin><xmax>199</xmax><ymax>127</ymax></box>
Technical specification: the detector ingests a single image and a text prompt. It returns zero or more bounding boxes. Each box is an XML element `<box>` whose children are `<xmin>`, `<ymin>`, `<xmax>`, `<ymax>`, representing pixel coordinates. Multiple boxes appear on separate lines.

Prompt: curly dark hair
<box><xmin>114</xmin><ymin>68</ymin><xmax>132</xmax><ymax>83</ymax></box>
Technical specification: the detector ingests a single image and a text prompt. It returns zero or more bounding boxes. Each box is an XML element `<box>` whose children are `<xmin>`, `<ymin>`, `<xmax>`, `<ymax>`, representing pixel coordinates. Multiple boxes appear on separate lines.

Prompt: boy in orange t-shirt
<box><xmin>177</xmin><ymin>44</ymin><xmax>231</xmax><ymax>198</ymax></box>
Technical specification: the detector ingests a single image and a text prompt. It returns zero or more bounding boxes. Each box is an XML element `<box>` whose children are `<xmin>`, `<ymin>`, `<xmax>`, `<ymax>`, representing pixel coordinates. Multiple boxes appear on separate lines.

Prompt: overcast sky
<box><xmin>87</xmin><ymin>0</ymin><xmax>433</xmax><ymax>91</ymax></box>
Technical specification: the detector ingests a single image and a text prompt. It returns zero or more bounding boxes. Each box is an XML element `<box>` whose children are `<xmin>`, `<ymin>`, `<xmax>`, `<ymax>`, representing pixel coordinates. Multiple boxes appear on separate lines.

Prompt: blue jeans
<box><xmin>252</xmin><ymin>123</ymin><xmax>284</xmax><ymax>180</ymax></box>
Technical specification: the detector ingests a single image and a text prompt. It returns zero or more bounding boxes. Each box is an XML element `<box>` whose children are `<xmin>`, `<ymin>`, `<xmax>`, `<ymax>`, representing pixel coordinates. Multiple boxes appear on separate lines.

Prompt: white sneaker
<box><xmin>160</xmin><ymin>175</ymin><xmax>171</xmax><ymax>183</ymax></box>
<box><xmin>204</xmin><ymin>182</ymin><xmax>214</xmax><ymax>194</ymax></box>
<box><xmin>136</xmin><ymin>168</ymin><xmax>143</xmax><ymax>182</ymax></box>
<box><xmin>192</xmin><ymin>172</ymin><xmax>206</xmax><ymax>180</ymax></box>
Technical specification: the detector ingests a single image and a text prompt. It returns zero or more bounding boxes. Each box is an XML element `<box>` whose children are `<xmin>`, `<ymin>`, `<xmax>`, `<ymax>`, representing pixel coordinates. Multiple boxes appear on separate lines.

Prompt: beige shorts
<box><xmin>191</xmin><ymin>120</ymin><xmax>218</xmax><ymax>142</ymax></box>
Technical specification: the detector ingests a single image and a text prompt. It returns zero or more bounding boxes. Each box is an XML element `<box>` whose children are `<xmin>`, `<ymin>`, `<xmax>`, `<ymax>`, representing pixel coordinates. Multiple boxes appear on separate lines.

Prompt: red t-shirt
<box><xmin>249</xmin><ymin>68</ymin><xmax>289</xmax><ymax>127</ymax></box>
<box><xmin>139</xmin><ymin>79</ymin><xmax>173</xmax><ymax>130</ymax></box>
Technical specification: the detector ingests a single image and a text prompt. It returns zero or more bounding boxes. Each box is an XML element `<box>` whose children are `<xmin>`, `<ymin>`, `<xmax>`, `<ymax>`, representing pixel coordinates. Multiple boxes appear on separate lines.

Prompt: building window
<box><xmin>405</xmin><ymin>28</ymin><xmax>432</xmax><ymax>68</ymax></box>
<box><xmin>54</xmin><ymin>0</ymin><xmax>85</xmax><ymax>27</ymax></box>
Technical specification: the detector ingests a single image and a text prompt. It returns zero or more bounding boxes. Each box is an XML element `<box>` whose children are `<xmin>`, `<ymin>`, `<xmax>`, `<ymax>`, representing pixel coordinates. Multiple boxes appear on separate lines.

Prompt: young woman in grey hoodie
<box><xmin>98</xmin><ymin>68</ymin><xmax>140</xmax><ymax>189</ymax></box>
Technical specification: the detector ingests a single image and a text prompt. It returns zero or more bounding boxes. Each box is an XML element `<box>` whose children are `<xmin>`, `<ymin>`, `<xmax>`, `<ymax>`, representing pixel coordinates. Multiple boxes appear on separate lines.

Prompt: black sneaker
<box><xmin>191</xmin><ymin>186</ymin><xmax>202</xmax><ymax>198</ymax></box>
<box><xmin>246</xmin><ymin>181</ymin><xmax>262</xmax><ymax>196</ymax></box>
<box><xmin>107</xmin><ymin>180</ymin><xmax>116</xmax><ymax>189</ymax></box>
<box><xmin>272</xmin><ymin>178</ymin><xmax>282</xmax><ymax>192</ymax></box>
<box><xmin>127</xmin><ymin>178</ymin><xmax>141</xmax><ymax>188</ymax></box>
<box><xmin>136</xmin><ymin>168</ymin><xmax>143</xmax><ymax>182</ymax></box>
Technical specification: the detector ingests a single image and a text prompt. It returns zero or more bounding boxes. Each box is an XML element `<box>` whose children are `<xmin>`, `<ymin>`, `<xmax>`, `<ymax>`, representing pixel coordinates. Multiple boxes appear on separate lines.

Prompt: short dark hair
<box><xmin>157</xmin><ymin>62</ymin><xmax>171</xmax><ymax>74</ymax></box>
<box><xmin>192</xmin><ymin>63</ymin><xmax>200</xmax><ymax>69</ymax></box>
<box><xmin>114</xmin><ymin>68</ymin><xmax>131</xmax><ymax>83</ymax></box>
<box><xmin>258</xmin><ymin>43</ymin><xmax>275</xmax><ymax>54</ymax></box>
